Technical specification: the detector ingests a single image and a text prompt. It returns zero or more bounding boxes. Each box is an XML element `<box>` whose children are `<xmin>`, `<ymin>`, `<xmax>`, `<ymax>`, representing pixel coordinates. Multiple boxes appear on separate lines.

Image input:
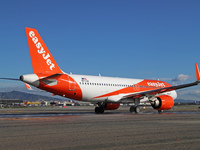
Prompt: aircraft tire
<box><xmin>134</xmin><ymin>106</ymin><xmax>140</xmax><ymax>114</ymax></box>
<box><xmin>130</xmin><ymin>106</ymin><xmax>140</xmax><ymax>113</ymax></box>
<box><xmin>95</xmin><ymin>107</ymin><xmax>104</xmax><ymax>114</ymax></box>
<box><xmin>129</xmin><ymin>106</ymin><xmax>135</xmax><ymax>113</ymax></box>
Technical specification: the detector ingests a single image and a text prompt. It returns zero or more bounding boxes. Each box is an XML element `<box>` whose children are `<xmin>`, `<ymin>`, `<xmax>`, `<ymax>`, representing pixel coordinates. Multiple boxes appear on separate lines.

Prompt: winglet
<box><xmin>195</xmin><ymin>63</ymin><xmax>200</xmax><ymax>81</ymax></box>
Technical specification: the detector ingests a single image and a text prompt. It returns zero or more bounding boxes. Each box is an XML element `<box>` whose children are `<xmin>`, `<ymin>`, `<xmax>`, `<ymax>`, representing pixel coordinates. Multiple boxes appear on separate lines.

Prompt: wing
<box><xmin>122</xmin><ymin>63</ymin><xmax>200</xmax><ymax>100</ymax></box>
<box><xmin>122</xmin><ymin>80</ymin><xmax>199</xmax><ymax>99</ymax></box>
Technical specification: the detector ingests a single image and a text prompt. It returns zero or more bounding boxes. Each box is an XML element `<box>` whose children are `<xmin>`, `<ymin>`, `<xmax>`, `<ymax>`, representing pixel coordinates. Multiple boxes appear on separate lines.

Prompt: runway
<box><xmin>0</xmin><ymin>106</ymin><xmax>200</xmax><ymax>150</ymax></box>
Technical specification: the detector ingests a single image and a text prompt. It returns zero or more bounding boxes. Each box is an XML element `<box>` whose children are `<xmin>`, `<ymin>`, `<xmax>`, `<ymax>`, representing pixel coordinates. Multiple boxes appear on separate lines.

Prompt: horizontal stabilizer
<box><xmin>0</xmin><ymin>77</ymin><xmax>20</xmax><ymax>81</ymax></box>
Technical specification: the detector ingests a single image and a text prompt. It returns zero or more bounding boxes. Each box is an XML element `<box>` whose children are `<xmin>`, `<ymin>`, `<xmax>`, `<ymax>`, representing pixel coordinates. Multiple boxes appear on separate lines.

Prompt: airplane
<box><xmin>1</xmin><ymin>27</ymin><xmax>200</xmax><ymax>114</ymax></box>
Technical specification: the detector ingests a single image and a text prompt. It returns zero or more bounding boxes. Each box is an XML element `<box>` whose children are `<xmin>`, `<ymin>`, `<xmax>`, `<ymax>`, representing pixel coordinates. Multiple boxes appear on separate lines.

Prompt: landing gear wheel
<box><xmin>95</xmin><ymin>107</ymin><xmax>100</xmax><ymax>114</ymax></box>
<box><xmin>95</xmin><ymin>107</ymin><xmax>104</xmax><ymax>114</ymax></box>
<box><xmin>134</xmin><ymin>106</ymin><xmax>140</xmax><ymax>114</ymax></box>
<box><xmin>129</xmin><ymin>106</ymin><xmax>135</xmax><ymax>113</ymax></box>
<box><xmin>129</xmin><ymin>106</ymin><xmax>140</xmax><ymax>113</ymax></box>
<box><xmin>158</xmin><ymin>110</ymin><xmax>163</xmax><ymax>114</ymax></box>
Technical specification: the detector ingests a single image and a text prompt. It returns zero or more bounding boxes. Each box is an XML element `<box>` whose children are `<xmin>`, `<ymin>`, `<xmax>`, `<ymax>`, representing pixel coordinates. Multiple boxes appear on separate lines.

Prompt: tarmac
<box><xmin>0</xmin><ymin>106</ymin><xmax>200</xmax><ymax>150</ymax></box>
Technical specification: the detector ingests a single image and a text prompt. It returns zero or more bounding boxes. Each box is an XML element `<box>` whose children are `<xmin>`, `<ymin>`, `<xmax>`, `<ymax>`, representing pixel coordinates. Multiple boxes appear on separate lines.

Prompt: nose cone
<box><xmin>20</xmin><ymin>74</ymin><xmax>39</xmax><ymax>87</ymax></box>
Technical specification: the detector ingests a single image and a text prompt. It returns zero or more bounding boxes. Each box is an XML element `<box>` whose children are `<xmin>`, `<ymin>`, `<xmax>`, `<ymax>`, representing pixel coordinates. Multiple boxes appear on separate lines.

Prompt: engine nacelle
<box><xmin>105</xmin><ymin>103</ymin><xmax>120</xmax><ymax>110</ymax></box>
<box><xmin>151</xmin><ymin>95</ymin><xmax>174</xmax><ymax>110</ymax></box>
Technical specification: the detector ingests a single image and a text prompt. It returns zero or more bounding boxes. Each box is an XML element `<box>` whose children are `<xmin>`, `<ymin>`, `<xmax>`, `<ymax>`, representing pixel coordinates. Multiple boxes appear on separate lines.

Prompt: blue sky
<box><xmin>0</xmin><ymin>0</ymin><xmax>200</xmax><ymax>89</ymax></box>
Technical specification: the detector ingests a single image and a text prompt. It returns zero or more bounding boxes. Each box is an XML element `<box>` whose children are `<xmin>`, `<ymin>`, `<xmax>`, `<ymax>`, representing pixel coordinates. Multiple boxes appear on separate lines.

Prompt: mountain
<box><xmin>0</xmin><ymin>91</ymin><xmax>65</xmax><ymax>101</ymax></box>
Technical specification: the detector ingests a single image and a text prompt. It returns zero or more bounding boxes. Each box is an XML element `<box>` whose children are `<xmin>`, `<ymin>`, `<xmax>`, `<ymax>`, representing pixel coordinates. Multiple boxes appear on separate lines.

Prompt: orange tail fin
<box><xmin>25</xmin><ymin>27</ymin><xmax>63</xmax><ymax>74</ymax></box>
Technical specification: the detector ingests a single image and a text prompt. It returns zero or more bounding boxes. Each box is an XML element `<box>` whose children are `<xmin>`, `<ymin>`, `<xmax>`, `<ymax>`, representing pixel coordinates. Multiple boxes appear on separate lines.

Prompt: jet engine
<box><xmin>151</xmin><ymin>95</ymin><xmax>174</xmax><ymax>110</ymax></box>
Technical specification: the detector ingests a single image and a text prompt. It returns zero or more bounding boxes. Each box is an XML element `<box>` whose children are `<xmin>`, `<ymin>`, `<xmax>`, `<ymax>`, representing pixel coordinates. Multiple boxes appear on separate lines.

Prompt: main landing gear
<box><xmin>129</xmin><ymin>106</ymin><xmax>140</xmax><ymax>114</ymax></box>
<box><xmin>95</xmin><ymin>106</ymin><xmax>104</xmax><ymax>114</ymax></box>
<box><xmin>95</xmin><ymin>102</ymin><xmax>105</xmax><ymax>114</ymax></box>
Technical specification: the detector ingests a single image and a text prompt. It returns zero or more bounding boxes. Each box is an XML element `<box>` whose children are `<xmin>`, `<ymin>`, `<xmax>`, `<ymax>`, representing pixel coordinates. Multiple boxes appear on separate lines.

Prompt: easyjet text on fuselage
<box><xmin>147</xmin><ymin>82</ymin><xmax>165</xmax><ymax>87</ymax></box>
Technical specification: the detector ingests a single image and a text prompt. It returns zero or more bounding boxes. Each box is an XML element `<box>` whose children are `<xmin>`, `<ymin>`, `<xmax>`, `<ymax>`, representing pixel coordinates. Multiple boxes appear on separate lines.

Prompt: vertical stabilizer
<box><xmin>25</xmin><ymin>27</ymin><xmax>62</xmax><ymax>74</ymax></box>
